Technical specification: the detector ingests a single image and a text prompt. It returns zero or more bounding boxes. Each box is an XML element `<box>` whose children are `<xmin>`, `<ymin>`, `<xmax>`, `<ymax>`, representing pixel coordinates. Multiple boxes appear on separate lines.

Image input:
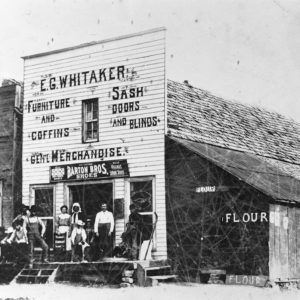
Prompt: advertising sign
<box><xmin>50</xmin><ymin>159</ymin><xmax>129</xmax><ymax>182</ymax></box>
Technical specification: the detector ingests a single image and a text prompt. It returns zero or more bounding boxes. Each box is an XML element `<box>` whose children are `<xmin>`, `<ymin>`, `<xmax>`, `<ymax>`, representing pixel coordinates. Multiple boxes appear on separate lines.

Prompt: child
<box><xmin>7</xmin><ymin>220</ymin><xmax>29</xmax><ymax>264</ymax></box>
<box><xmin>71</xmin><ymin>220</ymin><xmax>89</xmax><ymax>262</ymax></box>
<box><xmin>56</xmin><ymin>205</ymin><xmax>71</xmax><ymax>252</ymax></box>
<box><xmin>0</xmin><ymin>227</ymin><xmax>14</xmax><ymax>263</ymax></box>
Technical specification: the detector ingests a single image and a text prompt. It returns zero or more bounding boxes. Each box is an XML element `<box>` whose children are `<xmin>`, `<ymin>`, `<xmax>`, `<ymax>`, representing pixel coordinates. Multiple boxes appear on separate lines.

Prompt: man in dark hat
<box><xmin>23</xmin><ymin>205</ymin><xmax>49</xmax><ymax>267</ymax></box>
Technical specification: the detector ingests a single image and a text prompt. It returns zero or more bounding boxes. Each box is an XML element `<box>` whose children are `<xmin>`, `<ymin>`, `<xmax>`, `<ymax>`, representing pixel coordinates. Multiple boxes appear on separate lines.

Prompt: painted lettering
<box><xmin>224</xmin><ymin>212</ymin><xmax>269</xmax><ymax>223</ymax></box>
<box><xmin>40</xmin><ymin>65</ymin><xmax>125</xmax><ymax>91</ymax></box>
<box><xmin>112</xmin><ymin>86</ymin><xmax>144</xmax><ymax>100</ymax></box>
<box><xmin>112</xmin><ymin>118</ymin><xmax>127</xmax><ymax>127</ymax></box>
<box><xmin>261</xmin><ymin>212</ymin><xmax>268</xmax><ymax>222</ymax></box>
<box><xmin>129</xmin><ymin>116</ymin><xmax>159</xmax><ymax>129</ymax></box>
<box><xmin>112</xmin><ymin>101</ymin><xmax>139</xmax><ymax>114</ymax></box>
<box><xmin>27</xmin><ymin>98</ymin><xmax>70</xmax><ymax>113</ymax></box>
<box><xmin>31</xmin><ymin>128</ymin><xmax>69</xmax><ymax>140</ymax></box>
<box><xmin>41</xmin><ymin>114</ymin><xmax>55</xmax><ymax>123</ymax></box>
<box><xmin>50</xmin><ymin>147</ymin><xmax>123</xmax><ymax>164</ymax></box>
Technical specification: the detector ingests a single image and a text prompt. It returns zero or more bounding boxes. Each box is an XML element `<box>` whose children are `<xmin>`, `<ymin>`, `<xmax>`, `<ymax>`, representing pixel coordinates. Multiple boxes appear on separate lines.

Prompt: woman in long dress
<box><xmin>56</xmin><ymin>205</ymin><xmax>71</xmax><ymax>252</ymax></box>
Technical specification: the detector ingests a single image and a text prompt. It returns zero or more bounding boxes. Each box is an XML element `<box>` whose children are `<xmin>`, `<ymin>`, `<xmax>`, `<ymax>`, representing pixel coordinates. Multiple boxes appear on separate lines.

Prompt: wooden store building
<box><xmin>22</xmin><ymin>28</ymin><xmax>300</xmax><ymax>282</ymax></box>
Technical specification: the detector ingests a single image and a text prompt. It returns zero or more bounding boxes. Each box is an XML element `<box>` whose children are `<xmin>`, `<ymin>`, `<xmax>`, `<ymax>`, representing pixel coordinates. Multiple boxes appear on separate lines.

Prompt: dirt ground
<box><xmin>0</xmin><ymin>282</ymin><xmax>299</xmax><ymax>300</ymax></box>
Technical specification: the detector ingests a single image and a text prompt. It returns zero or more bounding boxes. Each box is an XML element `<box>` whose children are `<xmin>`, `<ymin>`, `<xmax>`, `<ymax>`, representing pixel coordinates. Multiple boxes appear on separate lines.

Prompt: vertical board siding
<box><xmin>274</xmin><ymin>205</ymin><xmax>281</xmax><ymax>278</ymax></box>
<box><xmin>22</xmin><ymin>29</ymin><xmax>167</xmax><ymax>259</ymax></box>
<box><xmin>296</xmin><ymin>208</ymin><xmax>300</xmax><ymax>276</ymax></box>
<box><xmin>279</xmin><ymin>206</ymin><xmax>288</xmax><ymax>279</ymax></box>
<box><xmin>288</xmin><ymin>207</ymin><xmax>296</xmax><ymax>278</ymax></box>
<box><xmin>269</xmin><ymin>204</ymin><xmax>276</xmax><ymax>280</ymax></box>
<box><xmin>269</xmin><ymin>204</ymin><xmax>300</xmax><ymax>280</ymax></box>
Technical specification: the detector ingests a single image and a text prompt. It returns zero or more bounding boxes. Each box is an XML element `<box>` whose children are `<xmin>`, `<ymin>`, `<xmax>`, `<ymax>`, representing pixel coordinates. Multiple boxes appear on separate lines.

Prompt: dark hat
<box><xmin>30</xmin><ymin>205</ymin><xmax>37</xmax><ymax>212</ymax></box>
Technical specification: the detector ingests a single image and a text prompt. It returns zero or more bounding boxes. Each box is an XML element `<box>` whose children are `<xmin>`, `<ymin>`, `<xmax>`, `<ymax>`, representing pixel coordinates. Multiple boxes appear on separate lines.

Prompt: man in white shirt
<box><xmin>94</xmin><ymin>203</ymin><xmax>114</xmax><ymax>259</ymax></box>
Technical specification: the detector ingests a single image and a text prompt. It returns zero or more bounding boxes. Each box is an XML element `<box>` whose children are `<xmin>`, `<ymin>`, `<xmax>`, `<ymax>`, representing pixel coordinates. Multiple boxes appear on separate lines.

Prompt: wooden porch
<box><xmin>0</xmin><ymin>258</ymin><xmax>176</xmax><ymax>287</ymax></box>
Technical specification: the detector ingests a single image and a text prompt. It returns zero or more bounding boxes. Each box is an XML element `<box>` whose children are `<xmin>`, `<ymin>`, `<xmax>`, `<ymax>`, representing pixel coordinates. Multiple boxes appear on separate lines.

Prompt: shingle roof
<box><xmin>167</xmin><ymin>79</ymin><xmax>300</xmax><ymax>182</ymax></box>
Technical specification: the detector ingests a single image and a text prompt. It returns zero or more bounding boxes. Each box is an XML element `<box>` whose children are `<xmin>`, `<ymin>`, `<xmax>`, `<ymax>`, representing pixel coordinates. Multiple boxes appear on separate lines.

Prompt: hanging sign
<box><xmin>50</xmin><ymin>159</ymin><xmax>129</xmax><ymax>182</ymax></box>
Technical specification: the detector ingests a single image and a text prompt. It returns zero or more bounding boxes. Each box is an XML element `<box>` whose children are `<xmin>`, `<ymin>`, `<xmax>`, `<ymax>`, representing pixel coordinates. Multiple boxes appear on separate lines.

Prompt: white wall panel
<box><xmin>22</xmin><ymin>28</ymin><xmax>167</xmax><ymax>259</ymax></box>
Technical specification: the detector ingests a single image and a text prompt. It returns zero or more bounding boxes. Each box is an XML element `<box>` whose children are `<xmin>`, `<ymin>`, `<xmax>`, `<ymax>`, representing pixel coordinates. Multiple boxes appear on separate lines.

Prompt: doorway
<box><xmin>69</xmin><ymin>183</ymin><xmax>113</xmax><ymax>225</ymax></box>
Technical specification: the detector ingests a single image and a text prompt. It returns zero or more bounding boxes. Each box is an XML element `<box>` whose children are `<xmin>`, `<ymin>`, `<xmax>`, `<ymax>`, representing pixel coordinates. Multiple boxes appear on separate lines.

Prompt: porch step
<box><xmin>145</xmin><ymin>265</ymin><xmax>172</xmax><ymax>277</ymax></box>
<box><xmin>148</xmin><ymin>275</ymin><xmax>178</xmax><ymax>282</ymax></box>
<box><xmin>12</xmin><ymin>264</ymin><xmax>59</xmax><ymax>284</ymax></box>
<box><xmin>136</xmin><ymin>262</ymin><xmax>177</xmax><ymax>286</ymax></box>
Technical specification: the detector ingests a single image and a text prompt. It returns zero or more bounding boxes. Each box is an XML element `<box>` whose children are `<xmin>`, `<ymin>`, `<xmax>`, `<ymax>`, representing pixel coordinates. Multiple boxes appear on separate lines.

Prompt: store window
<box><xmin>31</xmin><ymin>186</ymin><xmax>54</xmax><ymax>248</ymax></box>
<box><xmin>82</xmin><ymin>98</ymin><xmax>99</xmax><ymax>143</ymax></box>
<box><xmin>130</xmin><ymin>179</ymin><xmax>154</xmax><ymax>241</ymax></box>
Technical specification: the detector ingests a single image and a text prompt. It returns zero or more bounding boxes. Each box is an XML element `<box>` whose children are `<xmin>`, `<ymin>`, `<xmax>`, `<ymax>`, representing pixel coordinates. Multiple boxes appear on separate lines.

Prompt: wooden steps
<box><xmin>12</xmin><ymin>263</ymin><xmax>59</xmax><ymax>284</ymax></box>
<box><xmin>136</xmin><ymin>261</ymin><xmax>177</xmax><ymax>286</ymax></box>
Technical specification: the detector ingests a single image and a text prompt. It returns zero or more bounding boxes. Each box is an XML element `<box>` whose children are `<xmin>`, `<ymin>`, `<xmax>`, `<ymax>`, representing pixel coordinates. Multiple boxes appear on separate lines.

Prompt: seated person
<box><xmin>122</xmin><ymin>204</ymin><xmax>143</xmax><ymax>260</ymax></box>
<box><xmin>112</xmin><ymin>232</ymin><xmax>130</xmax><ymax>258</ymax></box>
<box><xmin>71</xmin><ymin>220</ymin><xmax>90</xmax><ymax>262</ymax></box>
<box><xmin>85</xmin><ymin>219</ymin><xmax>96</xmax><ymax>261</ymax></box>
<box><xmin>0</xmin><ymin>227</ymin><xmax>14</xmax><ymax>263</ymax></box>
<box><xmin>12</xmin><ymin>205</ymin><xmax>29</xmax><ymax>227</ymax></box>
<box><xmin>7</xmin><ymin>220</ymin><xmax>29</xmax><ymax>264</ymax></box>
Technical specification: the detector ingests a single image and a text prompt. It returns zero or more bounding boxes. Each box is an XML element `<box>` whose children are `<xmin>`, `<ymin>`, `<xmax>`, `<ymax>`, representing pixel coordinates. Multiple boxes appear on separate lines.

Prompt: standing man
<box><xmin>94</xmin><ymin>203</ymin><xmax>114</xmax><ymax>259</ymax></box>
<box><xmin>23</xmin><ymin>206</ymin><xmax>49</xmax><ymax>267</ymax></box>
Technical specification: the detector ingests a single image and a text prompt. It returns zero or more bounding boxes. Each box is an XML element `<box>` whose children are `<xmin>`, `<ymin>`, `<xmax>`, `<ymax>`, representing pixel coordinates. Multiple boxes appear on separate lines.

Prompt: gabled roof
<box><xmin>167</xmin><ymin>80</ymin><xmax>300</xmax><ymax>203</ymax></box>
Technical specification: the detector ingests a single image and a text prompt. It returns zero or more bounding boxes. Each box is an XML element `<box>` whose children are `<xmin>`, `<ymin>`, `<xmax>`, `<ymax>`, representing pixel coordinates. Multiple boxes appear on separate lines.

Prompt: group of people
<box><xmin>57</xmin><ymin>202</ymin><xmax>143</xmax><ymax>262</ymax></box>
<box><xmin>56</xmin><ymin>202</ymin><xmax>116</xmax><ymax>262</ymax></box>
<box><xmin>0</xmin><ymin>205</ymin><xmax>49</xmax><ymax>267</ymax></box>
<box><xmin>0</xmin><ymin>201</ymin><xmax>144</xmax><ymax>267</ymax></box>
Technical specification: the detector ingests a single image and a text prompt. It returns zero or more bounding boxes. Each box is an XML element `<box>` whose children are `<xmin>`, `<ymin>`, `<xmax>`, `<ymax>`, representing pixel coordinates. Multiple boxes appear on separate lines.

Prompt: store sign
<box><xmin>50</xmin><ymin>160</ymin><xmax>129</xmax><ymax>182</ymax></box>
<box><xmin>195</xmin><ymin>185</ymin><xmax>230</xmax><ymax>193</ymax></box>
<box><xmin>226</xmin><ymin>275</ymin><xmax>269</xmax><ymax>287</ymax></box>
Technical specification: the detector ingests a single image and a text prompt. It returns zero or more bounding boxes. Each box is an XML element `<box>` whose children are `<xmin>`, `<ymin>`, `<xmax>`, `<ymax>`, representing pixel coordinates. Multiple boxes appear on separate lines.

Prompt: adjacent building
<box><xmin>0</xmin><ymin>79</ymin><xmax>23</xmax><ymax>228</ymax></box>
<box><xmin>166</xmin><ymin>79</ymin><xmax>300</xmax><ymax>281</ymax></box>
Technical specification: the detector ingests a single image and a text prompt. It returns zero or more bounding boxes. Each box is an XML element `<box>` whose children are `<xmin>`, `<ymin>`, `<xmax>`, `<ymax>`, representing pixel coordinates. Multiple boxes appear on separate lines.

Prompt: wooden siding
<box><xmin>0</xmin><ymin>84</ymin><xmax>22</xmax><ymax>227</ymax></box>
<box><xmin>269</xmin><ymin>204</ymin><xmax>300</xmax><ymax>280</ymax></box>
<box><xmin>114</xmin><ymin>178</ymin><xmax>125</xmax><ymax>245</ymax></box>
<box><xmin>22</xmin><ymin>29</ymin><xmax>166</xmax><ymax>259</ymax></box>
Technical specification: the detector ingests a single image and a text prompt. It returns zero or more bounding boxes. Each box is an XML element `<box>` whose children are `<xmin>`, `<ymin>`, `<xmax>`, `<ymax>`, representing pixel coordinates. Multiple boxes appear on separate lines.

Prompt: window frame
<box><xmin>82</xmin><ymin>98</ymin><xmax>99</xmax><ymax>143</ymax></box>
<box><xmin>125</xmin><ymin>176</ymin><xmax>157</xmax><ymax>250</ymax></box>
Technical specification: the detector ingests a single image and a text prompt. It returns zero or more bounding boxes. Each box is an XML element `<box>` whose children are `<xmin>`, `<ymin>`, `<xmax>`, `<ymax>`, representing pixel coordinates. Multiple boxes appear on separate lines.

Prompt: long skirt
<box><xmin>58</xmin><ymin>225</ymin><xmax>71</xmax><ymax>251</ymax></box>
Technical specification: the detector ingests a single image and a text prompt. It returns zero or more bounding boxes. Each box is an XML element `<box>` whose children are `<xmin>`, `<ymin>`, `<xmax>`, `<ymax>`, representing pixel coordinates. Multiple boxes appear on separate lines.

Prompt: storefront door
<box><xmin>69</xmin><ymin>183</ymin><xmax>113</xmax><ymax>224</ymax></box>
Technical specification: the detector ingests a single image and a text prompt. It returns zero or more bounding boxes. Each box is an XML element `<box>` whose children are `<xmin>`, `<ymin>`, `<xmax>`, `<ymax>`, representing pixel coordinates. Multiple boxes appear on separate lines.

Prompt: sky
<box><xmin>0</xmin><ymin>0</ymin><xmax>299</xmax><ymax>122</ymax></box>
